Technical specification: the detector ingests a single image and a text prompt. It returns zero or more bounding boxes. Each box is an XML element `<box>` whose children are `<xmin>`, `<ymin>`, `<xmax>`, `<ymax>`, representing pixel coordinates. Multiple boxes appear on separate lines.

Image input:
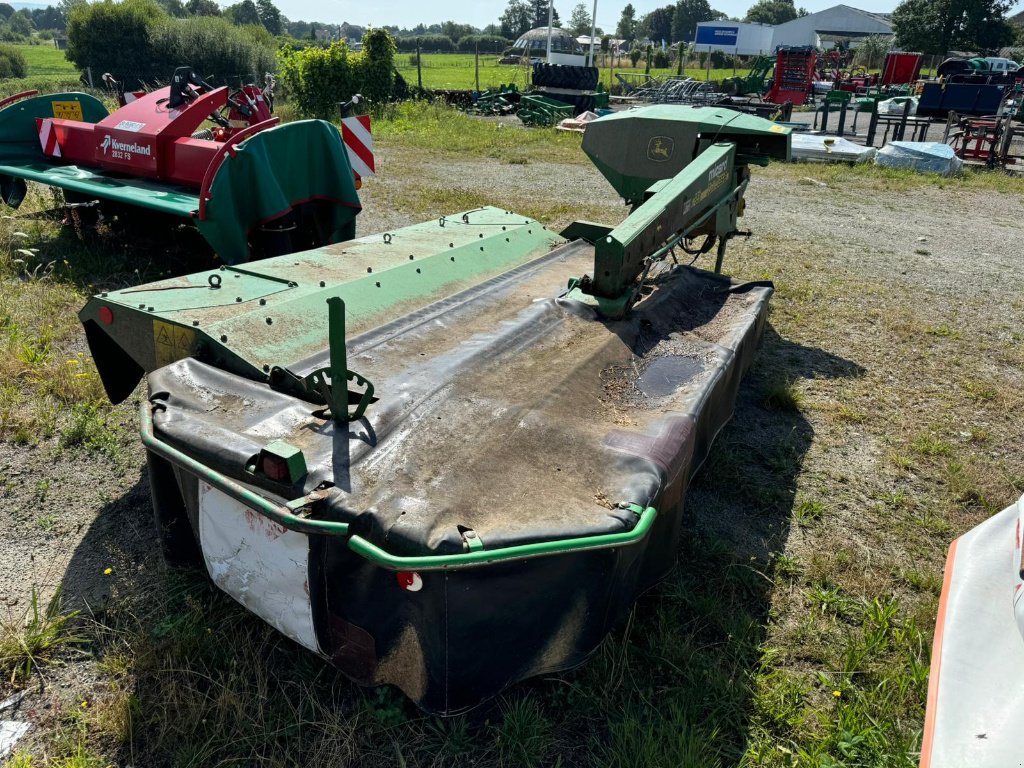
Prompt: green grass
<box><xmin>0</xmin><ymin>44</ymin><xmax>82</xmax><ymax>98</ymax></box>
<box><xmin>372</xmin><ymin>99</ymin><xmax>586</xmax><ymax>165</ymax></box>
<box><xmin>0</xmin><ymin>587</ymin><xmax>81</xmax><ymax>683</ymax></box>
<box><xmin>395</xmin><ymin>52</ymin><xmax>754</xmax><ymax>91</ymax></box>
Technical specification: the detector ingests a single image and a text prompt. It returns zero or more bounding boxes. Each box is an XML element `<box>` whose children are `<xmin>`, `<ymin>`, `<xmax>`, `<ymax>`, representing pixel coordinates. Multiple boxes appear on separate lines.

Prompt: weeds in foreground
<box><xmin>0</xmin><ymin>587</ymin><xmax>82</xmax><ymax>684</ymax></box>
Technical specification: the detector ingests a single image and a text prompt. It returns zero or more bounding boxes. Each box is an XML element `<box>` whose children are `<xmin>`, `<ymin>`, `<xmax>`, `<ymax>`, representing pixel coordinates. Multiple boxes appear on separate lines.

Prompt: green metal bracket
<box><xmin>302</xmin><ymin>297</ymin><xmax>375</xmax><ymax>422</ymax></box>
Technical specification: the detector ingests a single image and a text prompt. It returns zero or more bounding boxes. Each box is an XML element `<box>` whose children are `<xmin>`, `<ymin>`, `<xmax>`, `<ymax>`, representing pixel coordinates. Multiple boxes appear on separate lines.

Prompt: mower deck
<box><xmin>142</xmin><ymin>236</ymin><xmax>772</xmax><ymax>713</ymax></box>
<box><xmin>0</xmin><ymin>160</ymin><xmax>198</xmax><ymax>217</ymax></box>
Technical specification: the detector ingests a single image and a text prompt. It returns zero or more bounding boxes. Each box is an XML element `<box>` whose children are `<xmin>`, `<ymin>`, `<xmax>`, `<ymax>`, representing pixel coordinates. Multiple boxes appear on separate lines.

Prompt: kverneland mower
<box><xmin>0</xmin><ymin>67</ymin><xmax>373</xmax><ymax>264</ymax></box>
<box><xmin>80</xmin><ymin>106</ymin><xmax>790</xmax><ymax>713</ymax></box>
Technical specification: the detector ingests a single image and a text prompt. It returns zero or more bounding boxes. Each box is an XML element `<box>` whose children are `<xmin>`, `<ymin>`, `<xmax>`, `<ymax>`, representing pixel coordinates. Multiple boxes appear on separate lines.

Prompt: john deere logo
<box><xmin>647</xmin><ymin>136</ymin><xmax>674</xmax><ymax>162</ymax></box>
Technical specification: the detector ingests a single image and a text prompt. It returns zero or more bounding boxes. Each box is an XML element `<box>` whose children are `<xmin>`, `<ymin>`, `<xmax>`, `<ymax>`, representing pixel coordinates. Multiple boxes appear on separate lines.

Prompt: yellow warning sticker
<box><xmin>51</xmin><ymin>100</ymin><xmax>84</xmax><ymax>121</ymax></box>
<box><xmin>153</xmin><ymin>319</ymin><xmax>195</xmax><ymax>368</ymax></box>
<box><xmin>770</xmin><ymin>124</ymin><xmax>787</xmax><ymax>133</ymax></box>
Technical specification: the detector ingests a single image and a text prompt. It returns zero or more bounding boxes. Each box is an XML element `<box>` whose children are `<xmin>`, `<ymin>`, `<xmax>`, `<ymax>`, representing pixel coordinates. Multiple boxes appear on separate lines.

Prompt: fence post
<box><xmin>416</xmin><ymin>42</ymin><xmax>422</xmax><ymax>90</ymax></box>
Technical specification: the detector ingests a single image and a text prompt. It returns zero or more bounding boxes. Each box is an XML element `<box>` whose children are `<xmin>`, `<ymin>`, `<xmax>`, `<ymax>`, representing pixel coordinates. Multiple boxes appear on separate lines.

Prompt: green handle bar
<box><xmin>346</xmin><ymin>504</ymin><xmax>657</xmax><ymax>571</ymax></box>
<box><xmin>139</xmin><ymin>402</ymin><xmax>657</xmax><ymax>569</ymax></box>
<box><xmin>140</xmin><ymin>401</ymin><xmax>351</xmax><ymax>536</ymax></box>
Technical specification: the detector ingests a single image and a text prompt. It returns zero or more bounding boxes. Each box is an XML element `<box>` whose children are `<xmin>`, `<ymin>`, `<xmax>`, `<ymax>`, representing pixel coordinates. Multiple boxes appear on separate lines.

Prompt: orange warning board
<box><xmin>51</xmin><ymin>100</ymin><xmax>84</xmax><ymax>121</ymax></box>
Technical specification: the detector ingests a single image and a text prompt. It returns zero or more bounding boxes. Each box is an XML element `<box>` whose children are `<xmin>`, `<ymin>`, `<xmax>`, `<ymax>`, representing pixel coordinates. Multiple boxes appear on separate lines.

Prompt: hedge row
<box><xmin>277</xmin><ymin>29</ymin><xmax>396</xmax><ymax>119</ymax></box>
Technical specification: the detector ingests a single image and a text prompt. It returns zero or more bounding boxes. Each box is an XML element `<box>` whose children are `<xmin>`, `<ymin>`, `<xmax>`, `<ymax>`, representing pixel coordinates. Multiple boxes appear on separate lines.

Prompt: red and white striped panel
<box><xmin>341</xmin><ymin>115</ymin><xmax>374</xmax><ymax>178</ymax></box>
<box><xmin>37</xmin><ymin>117</ymin><xmax>62</xmax><ymax>158</ymax></box>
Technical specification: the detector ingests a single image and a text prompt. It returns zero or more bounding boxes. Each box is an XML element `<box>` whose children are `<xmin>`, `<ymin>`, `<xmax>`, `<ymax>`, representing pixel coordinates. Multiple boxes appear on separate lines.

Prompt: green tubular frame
<box><xmin>140</xmin><ymin>402</ymin><xmax>657</xmax><ymax>569</ymax></box>
<box><xmin>140</xmin><ymin>401</ymin><xmax>351</xmax><ymax>536</ymax></box>
<box><xmin>347</xmin><ymin>504</ymin><xmax>657</xmax><ymax>571</ymax></box>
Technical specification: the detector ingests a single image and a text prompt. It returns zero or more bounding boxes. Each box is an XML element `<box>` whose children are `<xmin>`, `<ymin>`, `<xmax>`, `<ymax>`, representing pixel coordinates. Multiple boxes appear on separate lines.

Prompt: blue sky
<box><xmin>279</xmin><ymin>0</ymin><xmax>1023</xmax><ymax>31</ymax></box>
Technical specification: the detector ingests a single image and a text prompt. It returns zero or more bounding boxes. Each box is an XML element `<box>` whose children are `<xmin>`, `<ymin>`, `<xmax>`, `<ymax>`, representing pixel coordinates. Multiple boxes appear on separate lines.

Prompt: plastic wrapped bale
<box><xmin>874</xmin><ymin>142</ymin><xmax>963</xmax><ymax>176</ymax></box>
<box><xmin>877</xmin><ymin>96</ymin><xmax>918</xmax><ymax>115</ymax></box>
<box><xmin>791</xmin><ymin>135</ymin><xmax>877</xmax><ymax>163</ymax></box>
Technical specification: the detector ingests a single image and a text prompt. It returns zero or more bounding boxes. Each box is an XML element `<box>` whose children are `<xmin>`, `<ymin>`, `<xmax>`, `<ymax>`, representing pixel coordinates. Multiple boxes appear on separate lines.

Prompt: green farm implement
<box><xmin>82</xmin><ymin>106</ymin><xmax>791</xmax><ymax>713</ymax></box>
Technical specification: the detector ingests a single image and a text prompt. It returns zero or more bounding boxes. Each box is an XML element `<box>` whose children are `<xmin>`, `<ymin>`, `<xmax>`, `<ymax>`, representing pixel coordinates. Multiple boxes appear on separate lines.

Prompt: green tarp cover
<box><xmin>200</xmin><ymin>119</ymin><xmax>361</xmax><ymax>263</ymax></box>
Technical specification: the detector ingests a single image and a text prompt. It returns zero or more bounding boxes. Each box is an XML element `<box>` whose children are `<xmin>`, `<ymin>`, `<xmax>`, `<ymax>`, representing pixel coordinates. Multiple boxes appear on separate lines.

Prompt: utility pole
<box><xmin>546</xmin><ymin>0</ymin><xmax>554</xmax><ymax>60</ymax></box>
<box><xmin>588</xmin><ymin>0</ymin><xmax>598</xmax><ymax>66</ymax></box>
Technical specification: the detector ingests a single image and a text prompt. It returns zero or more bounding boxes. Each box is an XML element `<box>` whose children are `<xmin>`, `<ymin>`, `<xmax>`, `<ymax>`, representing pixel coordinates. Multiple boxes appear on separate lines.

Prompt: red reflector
<box><xmin>396</xmin><ymin>572</ymin><xmax>423</xmax><ymax>592</ymax></box>
<box><xmin>98</xmin><ymin>306</ymin><xmax>114</xmax><ymax>325</ymax></box>
<box><xmin>260</xmin><ymin>453</ymin><xmax>289</xmax><ymax>482</ymax></box>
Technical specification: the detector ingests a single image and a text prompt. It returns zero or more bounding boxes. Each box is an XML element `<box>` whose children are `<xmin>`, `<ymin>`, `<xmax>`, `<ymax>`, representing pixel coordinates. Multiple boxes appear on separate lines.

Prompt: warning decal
<box><xmin>51</xmin><ymin>100</ymin><xmax>84</xmax><ymax>121</ymax></box>
<box><xmin>153</xmin><ymin>319</ymin><xmax>195</xmax><ymax>367</ymax></box>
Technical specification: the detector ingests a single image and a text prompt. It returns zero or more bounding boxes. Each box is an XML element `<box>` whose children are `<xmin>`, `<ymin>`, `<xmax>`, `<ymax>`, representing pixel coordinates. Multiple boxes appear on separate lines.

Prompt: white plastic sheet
<box><xmin>791</xmin><ymin>134</ymin><xmax>877</xmax><ymax>163</ymax></box>
<box><xmin>874</xmin><ymin>141</ymin><xmax>963</xmax><ymax>176</ymax></box>
<box><xmin>877</xmin><ymin>96</ymin><xmax>918</xmax><ymax>115</ymax></box>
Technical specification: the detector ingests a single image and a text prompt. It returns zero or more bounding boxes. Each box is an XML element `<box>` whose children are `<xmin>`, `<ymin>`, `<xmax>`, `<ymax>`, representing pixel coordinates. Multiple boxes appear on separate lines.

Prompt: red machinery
<box><xmin>766</xmin><ymin>46</ymin><xmax>817</xmax><ymax>106</ymax></box>
<box><xmin>0</xmin><ymin>67</ymin><xmax>369</xmax><ymax>264</ymax></box>
<box><xmin>880</xmin><ymin>52</ymin><xmax>923</xmax><ymax>86</ymax></box>
<box><xmin>36</xmin><ymin>67</ymin><xmax>274</xmax><ymax>187</ymax></box>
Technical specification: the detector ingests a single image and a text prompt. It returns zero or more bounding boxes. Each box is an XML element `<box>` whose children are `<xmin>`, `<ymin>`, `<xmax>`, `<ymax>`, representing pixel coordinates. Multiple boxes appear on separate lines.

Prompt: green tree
<box><xmin>0</xmin><ymin>4</ymin><xmax>13</xmax><ymax>20</ymax></box>
<box><xmin>744</xmin><ymin>0</ymin><xmax>798</xmax><ymax>25</ymax></box>
<box><xmin>569</xmin><ymin>2</ymin><xmax>591</xmax><ymax>35</ymax></box>
<box><xmin>529</xmin><ymin>0</ymin><xmax>560</xmax><ymax>28</ymax></box>
<box><xmin>891</xmin><ymin>0</ymin><xmax>1014</xmax><ymax>53</ymax></box>
<box><xmin>0</xmin><ymin>42</ymin><xmax>26</xmax><ymax>76</ymax></box>
<box><xmin>255</xmin><ymin>0</ymin><xmax>280</xmax><ymax>34</ymax></box>
<box><xmin>156</xmin><ymin>0</ymin><xmax>186</xmax><ymax>17</ymax></box>
<box><xmin>639</xmin><ymin>5</ymin><xmax>674</xmax><ymax>43</ymax></box>
<box><xmin>499</xmin><ymin>0</ymin><xmax>532</xmax><ymax>37</ymax></box>
<box><xmin>7</xmin><ymin>8</ymin><xmax>32</xmax><ymax>35</ymax></box>
<box><xmin>185</xmin><ymin>0</ymin><xmax>220</xmax><ymax>15</ymax></box>
<box><xmin>441</xmin><ymin>20</ymin><xmax>478</xmax><ymax>39</ymax></box>
<box><xmin>66</xmin><ymin>0</ymin><xmax>165</xmax><ymax>78</ymax></box>
<box><xmin>672</xmin><ymin>0</ymin><xmax>714</xmax><ymax>42</ymax></box>
<box><xmin>225</xmin><ymin>0</ymin><xmax>260</xmax><ymax>26</ymax></box>
<box><xmin>31</xmin><ymin>6</ymin><xmax>65</xmax><ymax>28</ymax></box>
<box><xmin>853</xmin><ymin>34</ymin><xmax>889</xmax><ymax>68</ymax></box>
<box><xmin>616</xmin><ymin>3</ymin><xmax>636</xmax><ymax>39</ymax></box>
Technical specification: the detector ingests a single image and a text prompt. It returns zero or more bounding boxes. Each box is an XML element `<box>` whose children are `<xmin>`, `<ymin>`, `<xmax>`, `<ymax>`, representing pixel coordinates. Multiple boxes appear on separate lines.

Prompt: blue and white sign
<box><xmin>695</xmin><ymin>25</ymin><xmax>739</xmax><ymax>46</ymax></box>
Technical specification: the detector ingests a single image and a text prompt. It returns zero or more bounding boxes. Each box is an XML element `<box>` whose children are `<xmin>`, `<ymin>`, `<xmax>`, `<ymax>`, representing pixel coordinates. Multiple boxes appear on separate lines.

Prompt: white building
<box><xmin>692</xmin><ymin>21</ymin><xmax>775</xmax><ymax>55</ymax></box>
<box><xmin>692</xmin><ymin>5</ymin><xmax>893</xmax><ymax>54</ymax></box>
<box><xmin>770</xmin><ymin>5</ymin><xmax>893</xmax><ymax>49</ymax></box>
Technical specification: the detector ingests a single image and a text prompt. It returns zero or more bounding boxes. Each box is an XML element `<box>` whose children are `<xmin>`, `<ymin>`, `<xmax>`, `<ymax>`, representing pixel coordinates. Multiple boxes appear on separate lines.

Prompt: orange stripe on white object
<box><xmin>37</xmin><ymin>118</ymin><xmax>61</xmax><ymax>158</ymax></box>
<box><xmin>341</xmin><ymin>115</ymin><xmax>374</xmax><ymax>178</ymax></box>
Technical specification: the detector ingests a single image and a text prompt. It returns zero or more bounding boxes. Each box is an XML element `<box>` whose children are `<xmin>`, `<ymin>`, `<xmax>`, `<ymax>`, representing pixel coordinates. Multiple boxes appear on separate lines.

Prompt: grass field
<box><xmin>2</xmin><ymin>44</ymin><xmax>748</xmax><ymax>99</ymax></box>
<box><xmin>1</xmin><ymin>101</ymin><xmax>1023</xmax><ymax>768</ymax></box>
<box><xmin>396</xmin><ymin>52</ymin><xmax>751</xmax><ymax>91</ymax></box>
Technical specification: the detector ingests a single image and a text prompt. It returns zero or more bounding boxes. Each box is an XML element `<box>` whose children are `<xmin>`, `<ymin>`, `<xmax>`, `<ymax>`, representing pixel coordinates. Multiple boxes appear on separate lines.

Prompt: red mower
<box><xmin>0</xmin><ymin>66</ymin><xmax>373</xmax><ymax>263</ymax></box>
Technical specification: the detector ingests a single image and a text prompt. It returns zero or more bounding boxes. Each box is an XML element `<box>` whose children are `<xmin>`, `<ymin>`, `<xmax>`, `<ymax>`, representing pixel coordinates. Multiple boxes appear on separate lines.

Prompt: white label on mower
<box><xmin>198</xmin><ymin>482</ymin><xmax>319</xmax><ymax>653</ymax></box>
<box><xmin>114</xmin><ymin>120</ymin><xmax>145</xmax><ymax>132</ymax></box>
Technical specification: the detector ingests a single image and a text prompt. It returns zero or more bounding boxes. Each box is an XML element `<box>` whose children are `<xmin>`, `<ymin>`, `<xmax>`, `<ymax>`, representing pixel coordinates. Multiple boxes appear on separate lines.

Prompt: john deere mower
<box><xmin>0</xmin><ymin>67</ymin><xmax>367</xmax><ymax>264</ymax></box>
<box><xmin>81</xmin><ymin>106</ymin><xmax>790</xmax><ymax>713</ymax></box>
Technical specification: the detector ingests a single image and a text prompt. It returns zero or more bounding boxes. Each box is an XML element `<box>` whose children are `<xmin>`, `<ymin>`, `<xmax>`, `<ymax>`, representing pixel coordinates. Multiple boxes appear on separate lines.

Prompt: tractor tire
<box><xmin>578</xmin><ymin>66</ymin><xmax>599</xmax><ymax>90</ymax></box>
<box><xmin>533</xmin><ymin>63</ymin><xmax>557</xmax><ymax>88</ymax></box>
